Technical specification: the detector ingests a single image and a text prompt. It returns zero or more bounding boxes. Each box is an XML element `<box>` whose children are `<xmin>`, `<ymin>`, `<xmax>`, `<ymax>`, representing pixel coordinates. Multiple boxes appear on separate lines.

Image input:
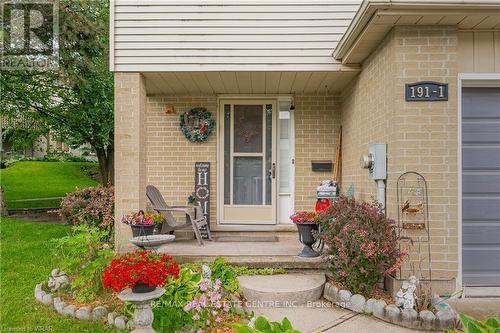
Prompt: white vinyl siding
<box><xmin>110</xmin><ymin>0</ymin><xmax>362</xmax><ymax>71</ymax></box>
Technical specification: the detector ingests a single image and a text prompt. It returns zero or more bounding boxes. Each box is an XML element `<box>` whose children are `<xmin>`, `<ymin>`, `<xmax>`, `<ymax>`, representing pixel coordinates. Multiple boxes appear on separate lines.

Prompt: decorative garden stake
<box><xmin>118</xmin><ymin>287</ymin><xmax>165</xmax><ymax>333</ymax></box>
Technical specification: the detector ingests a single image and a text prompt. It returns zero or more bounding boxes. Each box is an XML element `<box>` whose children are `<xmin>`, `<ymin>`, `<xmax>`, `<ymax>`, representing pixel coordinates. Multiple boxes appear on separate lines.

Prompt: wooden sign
<box><xmin>194</xmin><ymin>162</ymin><xmax>210</xmax><ymax>239</ymax></box>
<box><xmin>405</xmin><ymin>81</ymin><xmax>448</xmax><ymax>101</ymax></box>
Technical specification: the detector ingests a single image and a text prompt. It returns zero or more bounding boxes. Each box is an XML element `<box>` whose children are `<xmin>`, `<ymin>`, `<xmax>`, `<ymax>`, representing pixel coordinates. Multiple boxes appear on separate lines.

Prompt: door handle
<box><xmin>271</xmin><ymin>163</ymin><xmax>276</xmax><ymax>179</ymax></box>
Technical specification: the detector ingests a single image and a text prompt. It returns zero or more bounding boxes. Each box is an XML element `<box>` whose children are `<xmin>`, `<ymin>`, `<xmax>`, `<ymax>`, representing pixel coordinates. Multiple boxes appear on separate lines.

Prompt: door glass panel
<box><xmin>279</xmin><ymin>101</ymin><xmax>292</xmax><ymax>193</ymax></box>
<box><xmin>233</xmin><ymin>105</ymin><xmax>263</xmax><ymax>153</ymax></box>
<box><xmin>265</xmin><ymin>104</ymin><xmax>273</xmax><ymax>205</ymax></box>
<box><xmin>233</xmin><ymin>156</ymin><xmax>263</xmax><ymax>205</ymax></box>
<box><xmin>223</xmin><ymin>104</ymin><xmax>231</xmax><ymax>204</ymax></box>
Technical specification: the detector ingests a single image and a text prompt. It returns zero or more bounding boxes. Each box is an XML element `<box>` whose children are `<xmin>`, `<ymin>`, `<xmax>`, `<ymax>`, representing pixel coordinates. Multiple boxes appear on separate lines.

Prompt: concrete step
<box><xmin>463</xmin><ymin>286</ymin><xmax>500</xmax><ymax>298</ymax></box>
<box><xmin>446</xmin><ymin>297</ymin><xmax>500</xmax><ymax>320</ymax></box>
<box><xmin>238</xmin><ymin>273</ymin><xmax>326</xmax><ymax>305</ymax></box>
<box><xmin>211</xmin><ymin>231</ymin><xmax>298</xmax><ymax>238</ymax></box>
<box><xmin>174</xmin><ymin>255</ymin><xmax>329</xmax><ymax>270</ymax></box>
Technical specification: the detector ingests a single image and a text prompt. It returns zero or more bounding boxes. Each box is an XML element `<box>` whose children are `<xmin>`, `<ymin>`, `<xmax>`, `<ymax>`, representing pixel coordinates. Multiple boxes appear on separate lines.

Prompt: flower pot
<box><xmin>131</xmin><ymin>224</ymin><xmax>156</xmax><ymax>237</ymax></box>
<box><xmin>131</xmin><ymin>283</ymin><xmax>156</xmax><ymax>293</ymax></box>
<box><xmin>155</xmin><ymin>222</ymin><xmax>163</xmax><ymax>234</ymax></box>
<box><xmin>294</xmin><ymin>222</ymin><xmax>320</xmax><ymax>257</ymax></box>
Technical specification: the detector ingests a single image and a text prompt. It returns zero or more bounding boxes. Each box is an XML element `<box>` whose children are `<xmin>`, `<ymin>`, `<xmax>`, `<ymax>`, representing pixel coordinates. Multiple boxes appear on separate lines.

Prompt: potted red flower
<box><xmin>122</xmin><ymin>210</ymin><xmax>156</xmax><ymax>237</ymax></box>
<box><xmin>102</xmin><ymin>250</ymin><xmax>179</xmax><ymax>293</ymax></box>
<box><xmin>290</xmin><ymin>211</ymin><xmax>320</xmax><ymax>257</ymax></box>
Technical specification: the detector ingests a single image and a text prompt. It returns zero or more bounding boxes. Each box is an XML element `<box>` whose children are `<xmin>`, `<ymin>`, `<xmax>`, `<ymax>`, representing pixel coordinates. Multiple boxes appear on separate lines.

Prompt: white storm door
<box><xmin>220</xmin><ymin>100</ymin><xmax>277</xmax><ymax>225</ymax></box>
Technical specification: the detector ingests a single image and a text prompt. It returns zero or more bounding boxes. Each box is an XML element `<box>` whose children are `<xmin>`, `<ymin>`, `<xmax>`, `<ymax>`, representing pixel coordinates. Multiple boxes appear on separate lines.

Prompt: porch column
<box><xmin>114</xmin><ymin>73</ymin><xmax>147</xmax><ymax>251</ymax></box>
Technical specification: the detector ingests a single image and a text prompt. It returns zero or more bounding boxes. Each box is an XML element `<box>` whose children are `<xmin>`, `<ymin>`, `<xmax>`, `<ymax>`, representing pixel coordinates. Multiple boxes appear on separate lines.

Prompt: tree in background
<box><xmin>1</xmin><ymin>1</ymin><xmax>114</xmax><ymax>184</ymax></box>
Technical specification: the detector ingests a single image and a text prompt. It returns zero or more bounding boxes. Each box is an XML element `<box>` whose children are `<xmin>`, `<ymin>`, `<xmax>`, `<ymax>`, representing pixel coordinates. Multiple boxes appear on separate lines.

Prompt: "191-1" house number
<box><xmin>405</xmin><ymin>81</ymin><xmax>448</xmax><ymax>101</ymax></box>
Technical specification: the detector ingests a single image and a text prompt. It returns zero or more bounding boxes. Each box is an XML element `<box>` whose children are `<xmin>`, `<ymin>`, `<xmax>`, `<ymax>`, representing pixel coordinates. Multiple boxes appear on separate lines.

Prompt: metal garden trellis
<box><xmin>396</xmin><ymin>172</ymin><xmax>432</xmax><ymax>282</ymax></box>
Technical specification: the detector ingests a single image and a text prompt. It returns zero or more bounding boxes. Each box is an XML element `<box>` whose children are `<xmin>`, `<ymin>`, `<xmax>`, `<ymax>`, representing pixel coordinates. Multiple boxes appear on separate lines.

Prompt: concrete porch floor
<box><xmin>126</xmin><ymin>235</ymin><xmax>328</xmax><ymax>269</ymax></box>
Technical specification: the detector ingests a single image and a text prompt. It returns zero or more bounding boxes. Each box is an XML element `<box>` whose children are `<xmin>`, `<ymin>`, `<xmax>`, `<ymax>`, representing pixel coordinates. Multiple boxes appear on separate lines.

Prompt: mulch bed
<box><xmin>325</xmin><ymin>275</ymin><xmax>394</xmax><ymax>305</ymax></box>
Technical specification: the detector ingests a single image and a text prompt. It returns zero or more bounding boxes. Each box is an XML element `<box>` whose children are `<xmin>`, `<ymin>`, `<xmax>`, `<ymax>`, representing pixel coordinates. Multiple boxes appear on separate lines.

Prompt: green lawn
<box><xmin>0</xmin><ymin>161</ymin><xmax>98</xmax><ymax>208</ymax></box>
<box><xmin>0</xmin><ymin>217</ymin><xmax>119</xmax><ymax>332</ymax></box>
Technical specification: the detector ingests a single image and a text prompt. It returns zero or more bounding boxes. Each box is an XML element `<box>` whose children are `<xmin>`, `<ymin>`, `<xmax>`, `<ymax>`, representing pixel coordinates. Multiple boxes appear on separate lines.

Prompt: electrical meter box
<box><xmin>360</xmin><ymin>144</ymin><xmax>387</xmax><ymax>180</ymax></box>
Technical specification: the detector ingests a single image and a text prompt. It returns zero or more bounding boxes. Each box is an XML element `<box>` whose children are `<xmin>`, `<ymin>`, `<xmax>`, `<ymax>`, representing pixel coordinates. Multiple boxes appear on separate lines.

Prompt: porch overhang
<box><xmin>334</xmin><ymin>0</ymin><xmax>500</xmax><ymax>64</ymax></box>
<box><xmin>143</xmin><ymin>68</ymin><xmax>360</xmax><ymax>96</ymax></box>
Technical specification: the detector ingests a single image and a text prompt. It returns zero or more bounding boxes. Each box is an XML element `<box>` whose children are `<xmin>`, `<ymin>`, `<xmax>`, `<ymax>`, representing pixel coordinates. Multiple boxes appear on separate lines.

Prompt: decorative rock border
<box><xmin>35</xmin><ymin>282</ymin><xmax>132</xmax><ymax>330</ymax></box>
<box><xmin>322</xmin><ymin>281</ymin><xmax>459</xmax><ymax>331</ymax></box>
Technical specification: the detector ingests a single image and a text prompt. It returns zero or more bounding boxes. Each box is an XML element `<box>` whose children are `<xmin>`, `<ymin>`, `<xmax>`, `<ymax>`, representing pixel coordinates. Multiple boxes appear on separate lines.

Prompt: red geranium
<box><xmin>102</xmin><ymin>250</ymin><xmax>179</xmax><ymax>292</ymax></box>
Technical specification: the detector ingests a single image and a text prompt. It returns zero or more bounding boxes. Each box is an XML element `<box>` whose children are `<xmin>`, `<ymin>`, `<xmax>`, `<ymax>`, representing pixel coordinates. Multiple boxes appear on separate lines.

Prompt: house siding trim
<box><xmin>110</xmin><ymin>0</ymin><xmax>362</xmax><ymax>72</ymax></box>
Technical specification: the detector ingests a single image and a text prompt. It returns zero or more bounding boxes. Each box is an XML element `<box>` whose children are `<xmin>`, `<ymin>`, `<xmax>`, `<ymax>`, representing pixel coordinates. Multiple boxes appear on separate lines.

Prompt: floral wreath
<box><xmin>179</xmin><ymin>107</ymin><xmax>215</xmax><ymax>143</ymax></box>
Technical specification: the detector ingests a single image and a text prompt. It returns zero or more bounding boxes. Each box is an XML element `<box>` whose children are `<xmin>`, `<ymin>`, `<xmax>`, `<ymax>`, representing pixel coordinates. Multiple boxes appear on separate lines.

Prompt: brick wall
<box><xmin>114</xmin><ymin>91</ymin><xmax>340</xmax><ymax>244</ymax></box>
<box><xmin>294</xmin><ymin>95</ymin><xmax>341</xmax><ymax>211</ymax></box>
<box><xmin>341</xmin><ymin>29</ymin><xmax>397</xmax><ymax>210</ymax></box>
<box><xmin>341</xmin><ymin>26</ymin><xmax>459</xmax><ymax>281</ymax></box>
<box><xmin>114</xmin><ymin>73</ymin><xmax>147</xmax><ymax>250</ymax></box>
<box><xmin>145</xmin><ymin>96</ymin><xmax>218</xmax><ymax>231</ymax></box>
<box><xmin>393</xmin><ymin>26</ymin><xmax>459</xmax><ymax>280</ymax></box>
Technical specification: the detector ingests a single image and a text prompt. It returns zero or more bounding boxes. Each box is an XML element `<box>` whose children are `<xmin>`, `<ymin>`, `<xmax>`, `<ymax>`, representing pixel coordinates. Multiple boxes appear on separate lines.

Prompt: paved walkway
<box><xmin>249</xmin><ymin>301</ymin><xmax>431</xmax><ymax>333</ymax></box>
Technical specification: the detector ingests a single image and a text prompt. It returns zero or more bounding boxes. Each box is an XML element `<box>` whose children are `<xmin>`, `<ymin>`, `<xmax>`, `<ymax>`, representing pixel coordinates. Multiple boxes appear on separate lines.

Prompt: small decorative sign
<box><xmin>194</xmin><ymin>162</ymin><xmax>210</xmax><ymax>239</ymax></box>
<box><xmin>405</xmin><ymin>81</ymin><xmax>448</xmax><ymax>101</ymax></box>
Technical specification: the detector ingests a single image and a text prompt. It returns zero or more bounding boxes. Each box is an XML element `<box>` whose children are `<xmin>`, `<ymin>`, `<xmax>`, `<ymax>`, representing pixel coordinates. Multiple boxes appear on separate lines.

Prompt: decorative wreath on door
<box><xmin>179</xmin><ymin>107</ymin><xmax>215</xmax><ymax>143</ymax></box>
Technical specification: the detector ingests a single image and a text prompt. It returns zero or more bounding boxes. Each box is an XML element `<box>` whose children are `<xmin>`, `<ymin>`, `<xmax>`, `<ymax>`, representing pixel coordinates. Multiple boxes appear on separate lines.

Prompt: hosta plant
<box><xmin>445</xmin><ymin>314</ymin><xmax>500</xmax><ymax>333</ymax></box>
<box><xmin>233</xmin><ymin>316</ymin><xmax>300</xmax><ymax>333</ymax></box>
<box><xmin>319</xmin><ymin>195</ymin><xmax>407</xmax><ymax>295</ymax></box>
<box><xmin>153</xmin><ymin>266</ymin><xmax>203</xmax><ymax>332</ymax></box>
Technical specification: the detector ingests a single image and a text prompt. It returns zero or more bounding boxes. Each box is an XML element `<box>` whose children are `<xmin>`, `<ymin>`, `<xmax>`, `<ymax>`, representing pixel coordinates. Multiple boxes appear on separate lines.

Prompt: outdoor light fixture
<box><xmin>164</xmin><ymin>104</ymin><xmax>176</xmax><ymax>115</ymax></box>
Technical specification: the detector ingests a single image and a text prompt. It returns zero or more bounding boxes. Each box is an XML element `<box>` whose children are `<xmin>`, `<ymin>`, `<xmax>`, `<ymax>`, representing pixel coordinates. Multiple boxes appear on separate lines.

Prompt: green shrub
<box><xmin>319</xmin><ymin>196</ymin><xmax>407</xmax><ymax>295</ymax></box>
<box><xmin>51</xmin><ymin>225</ymin><xmax>113</xmax><ymax>302</ymax></box>
<box><xmin>233</xmin><ymin>316</ymin><xmax>300</xmax><ymax>333</ymax></box>
<box><xmin>80</xmin><ymin>164</ymin><xmax>100</xmax><ymax>181</ymax></box>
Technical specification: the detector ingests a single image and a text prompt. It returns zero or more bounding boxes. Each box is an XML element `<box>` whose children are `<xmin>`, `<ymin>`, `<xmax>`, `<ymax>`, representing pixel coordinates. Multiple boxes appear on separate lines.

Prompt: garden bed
<box><xmin>322</xmin><ymin>281</ymin><xmax>459</xmax><ymax>331</ymax></box>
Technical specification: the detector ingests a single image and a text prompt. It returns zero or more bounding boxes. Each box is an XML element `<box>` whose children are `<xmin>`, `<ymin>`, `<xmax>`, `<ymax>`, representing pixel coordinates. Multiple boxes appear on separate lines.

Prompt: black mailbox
<box><xmin>311</xmin><ymin>160</ymin><xmax>333</xmax><ymax>172</ymax></box>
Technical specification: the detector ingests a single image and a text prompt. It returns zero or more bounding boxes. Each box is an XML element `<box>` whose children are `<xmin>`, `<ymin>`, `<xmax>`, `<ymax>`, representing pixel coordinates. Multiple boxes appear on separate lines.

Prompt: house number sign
<box><xmin>195</xmin><ymin>162</ymin><xmax>210</xmax><ymax>239</ymax></box>
<box><xmin>405</xmin><ymin>81</ymin><xmax>448</xmax><ymax>101</ymax></box>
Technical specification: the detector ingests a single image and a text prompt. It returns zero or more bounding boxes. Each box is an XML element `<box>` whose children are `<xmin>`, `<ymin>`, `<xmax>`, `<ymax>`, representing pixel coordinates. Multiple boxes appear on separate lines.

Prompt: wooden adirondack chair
<box><xmin>146</xmin><ymin>185</ymin><xmax>211</xmax><ymax>245</ymax></box>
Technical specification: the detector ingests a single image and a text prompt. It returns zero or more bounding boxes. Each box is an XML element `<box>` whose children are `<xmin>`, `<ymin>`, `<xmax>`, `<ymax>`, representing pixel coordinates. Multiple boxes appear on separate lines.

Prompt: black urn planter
<box><xmin>131</xmin><ymin>224</ymin><xmax>156</xmax><ymax>237</ymax></box>
<box><xmin>294</xmin><ymin>222</ymin><xmax>320</xmax><ymax>257</ymax></box>
<box><xmin>131</xmin><ymin>283</ymin><xmax>156</xmax><ymax>293</ymax></box>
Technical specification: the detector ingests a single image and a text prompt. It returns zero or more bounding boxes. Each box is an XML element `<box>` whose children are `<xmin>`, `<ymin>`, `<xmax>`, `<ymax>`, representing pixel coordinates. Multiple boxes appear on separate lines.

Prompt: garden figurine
<box><xmin>48</xmin><ymin>268</ymin><xmax>69</xmax><ymax>292</ymax></box>
<box><xmin>395</xmin><ymin>275</ymin><xmax>418</xmax><ymax>310</ymax></box>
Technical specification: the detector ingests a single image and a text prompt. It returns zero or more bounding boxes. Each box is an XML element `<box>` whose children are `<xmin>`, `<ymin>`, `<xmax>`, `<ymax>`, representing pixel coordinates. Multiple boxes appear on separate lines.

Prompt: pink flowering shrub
<box><xmin>55</xmin><ymin>186</ymin><xmax>114</xmax><ymax>236</ymax></box>
<box><xmin>319</xmin><ymin>196</ymin><xmax>407</xmax><ymax>295</ymax></box>
<box><xmin>184</xmin><ymin>278</ymin><xmax>233</xmax><ymax>332</ymax></box>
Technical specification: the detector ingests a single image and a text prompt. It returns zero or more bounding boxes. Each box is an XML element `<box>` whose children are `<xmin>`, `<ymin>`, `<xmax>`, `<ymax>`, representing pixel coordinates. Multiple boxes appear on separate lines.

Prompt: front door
<box><xmin>219</xmin><ymin>100</ymin><xmax>276</xmax><ymax>224</ymax></box>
